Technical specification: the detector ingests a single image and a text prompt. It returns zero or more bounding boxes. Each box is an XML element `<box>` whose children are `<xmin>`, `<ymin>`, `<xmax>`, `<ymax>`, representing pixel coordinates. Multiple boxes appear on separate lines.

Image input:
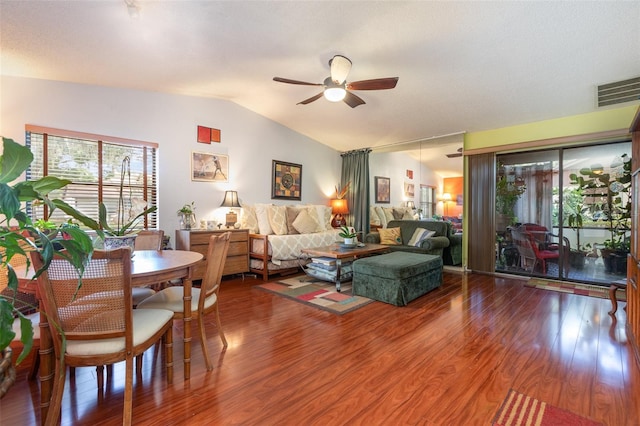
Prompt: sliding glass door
<box><xmin>495</xmin><ymin>140</ymin><xmax>631</xmax><ymax>285</ymax></box>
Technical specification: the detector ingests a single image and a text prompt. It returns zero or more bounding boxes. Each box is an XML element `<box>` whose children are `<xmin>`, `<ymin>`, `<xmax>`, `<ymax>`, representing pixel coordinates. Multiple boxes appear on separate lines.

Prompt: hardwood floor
<box><xmin>2</xmin><ymin>271</ymin><xmax>639</xmax><ymax>425</ymax></box>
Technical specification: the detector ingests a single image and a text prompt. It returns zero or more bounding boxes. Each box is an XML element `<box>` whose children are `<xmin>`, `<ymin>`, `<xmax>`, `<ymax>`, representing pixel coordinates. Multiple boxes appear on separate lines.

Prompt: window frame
<box><xmin>25</xmin><ymin>125</ymin><xmax>158</xmax><ymax>231</ymax></box>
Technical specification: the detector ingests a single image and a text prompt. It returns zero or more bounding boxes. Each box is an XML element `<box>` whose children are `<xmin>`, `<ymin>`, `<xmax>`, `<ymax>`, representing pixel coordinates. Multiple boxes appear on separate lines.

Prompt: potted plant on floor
<box><xmin>0</xmin><ymin>137</ymin><xmax>100</xmax><ymax>397</ymax></box>
<box><xmin>98</xmin><ymin>156</ymin><xmax>157</xmax><ymax>250</ymax></box>
<box><xmin>562</xmin><ymin>187</ymin><xmax>588</xmax><ymax>270</ymax></box>
<box><xmin>570</xmin><ymin>153</ymin><xmax>631</xmax><ymax>274</ymax></box>
<box><xmin>496</xmin><ymin>164</ymin><xmax>526</xmax><ymax>231</ymax></box>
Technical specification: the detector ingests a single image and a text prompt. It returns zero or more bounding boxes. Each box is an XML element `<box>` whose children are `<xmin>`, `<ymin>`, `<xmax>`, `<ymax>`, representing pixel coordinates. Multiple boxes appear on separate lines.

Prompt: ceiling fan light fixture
<box><xmin>324</xmin><ymin>87</ymin><xmax>346</xmax><ymax>102</ymax></box>
<box><xmin>323</xmin><ymin>77</ymin><xmax>346</xmax><ymax>102</ymax></box>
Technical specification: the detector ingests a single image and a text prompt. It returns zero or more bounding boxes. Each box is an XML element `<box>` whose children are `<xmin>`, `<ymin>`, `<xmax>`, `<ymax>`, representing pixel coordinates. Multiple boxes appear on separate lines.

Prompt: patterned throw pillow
<box><xmin>370</xmin><ymin>206</ymin><xmax>381</xmax><ymax>226</ymax></box>
<box><xmin>268</xmin><ymin>205</ymin><xmax>288</xmax><ymax>235</ymax></box>
<box><xmin>292</xmin><ymin>208</ymin><xmax>321</xmax><ymax>234</ymax></box>
<box><xmin>255</xmin><ymin>203</ymin><xmax>274</xmax><ymax>235</ymax></box>
<box><xmin>240</xmin><ymin>205</ymin><xmax>259</xmax><ymax>233</ymax></box>
<box><xmin>392</xmin><ymin>208</ymin><xmax>405</xmax><ymax>220</ymax></box>
<box><xmin>374</xmin><ymin>206</ymin><xmax>388</xmax><ymax>228</ymax></box>
<box><xmin>379</xmin><ymin>227</ymin><xmax>402</xmax><ymax>245</ymax></box>
<box><xmin>286</xmin><ymin>206</ymin><xmax>302</xmax><ymax>234</ymax></box>
<box><xmin>407</xmin><ymin>228</ymin><xmax>435</xmax><ymax>247</ymax></box>
<box><xmin>382</xmin><ymin>207</ymin><xmax>395</xmax><ymax>224</ymax></box>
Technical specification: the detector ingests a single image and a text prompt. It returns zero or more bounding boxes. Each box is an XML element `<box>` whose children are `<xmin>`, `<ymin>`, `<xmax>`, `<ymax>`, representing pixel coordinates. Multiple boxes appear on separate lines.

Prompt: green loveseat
<box><xmin>364</xmin><ymin>220</ymin><xmax>450</xmax><ymax>259</ymax></box>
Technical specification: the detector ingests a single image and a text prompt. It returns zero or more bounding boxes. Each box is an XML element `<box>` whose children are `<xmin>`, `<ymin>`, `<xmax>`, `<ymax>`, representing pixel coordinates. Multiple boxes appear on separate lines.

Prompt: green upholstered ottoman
<box><xmin>352</xmin><ymin>252</ymin><xmax>442</xmax><ymax>306</ymax></box>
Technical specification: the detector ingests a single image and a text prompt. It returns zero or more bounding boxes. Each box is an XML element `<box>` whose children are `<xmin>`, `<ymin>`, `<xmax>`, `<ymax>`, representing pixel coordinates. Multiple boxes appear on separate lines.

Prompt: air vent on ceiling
<box><xmin>598</xmin><ymin>76</ymin><xmax>640</xmax><ymax>107</ymax></box>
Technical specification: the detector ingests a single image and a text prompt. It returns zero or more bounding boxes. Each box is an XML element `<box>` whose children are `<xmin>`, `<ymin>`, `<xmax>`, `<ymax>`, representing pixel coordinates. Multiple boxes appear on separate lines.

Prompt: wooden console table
<box><xmin>175</xmin><ymin>229</ymin><xmax>249</xmax><ymax>279</ymax></box>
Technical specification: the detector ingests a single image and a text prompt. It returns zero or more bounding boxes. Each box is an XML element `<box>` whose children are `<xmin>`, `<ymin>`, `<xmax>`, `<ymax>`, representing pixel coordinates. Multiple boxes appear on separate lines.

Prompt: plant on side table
<box><xmin>0</xmin><ymin>137</ymin><xmax>101</xmax><ymax>397</ymax></box>
<box><xmin>177</xmin><ymin>201</ymin><xmax>196</xmax><ymax>230</ymax></box>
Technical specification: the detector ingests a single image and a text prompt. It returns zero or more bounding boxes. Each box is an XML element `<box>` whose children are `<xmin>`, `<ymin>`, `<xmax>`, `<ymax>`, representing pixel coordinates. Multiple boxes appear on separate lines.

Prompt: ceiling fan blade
<box><xmin>297</xmin><ymin>92</ymin><xmax>324</xmax><ymax>105</ymax></box>
<box><xmin>347</xmin><ymin>77</ymin><xmax>399</xmax><ymax>91</ymax></box>
<box><xmin>273</xmin><ymin>77</ymin><xmax>323</xmax><ymax>86</ymax></box>
<box><xmin>446</xmin><ymin>148</ymin><xmax>463</xmax><ymax>158</ymax></box>
<box><xmin>343</xmin><ymin>91</ymin><xmax>365</xmax><ymax>108</ymax></box>
<box><xmin>329</xmin><ymin>55</ymin><xmax>352</xmax><ymax>84</ymax></box>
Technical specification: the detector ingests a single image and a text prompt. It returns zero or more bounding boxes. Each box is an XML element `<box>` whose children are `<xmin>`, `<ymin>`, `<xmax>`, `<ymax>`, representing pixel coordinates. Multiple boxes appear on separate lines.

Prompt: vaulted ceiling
<box><xmin>1</xmin><ymin>1</ymin><xmax>639</xmax><ymax>177</ymax></box>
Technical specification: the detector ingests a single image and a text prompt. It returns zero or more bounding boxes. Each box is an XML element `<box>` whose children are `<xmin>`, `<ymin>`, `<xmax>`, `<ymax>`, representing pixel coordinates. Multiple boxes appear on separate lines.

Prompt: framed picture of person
<box><xmin>191</xmin><ymin>152</ymin><xmax>229</xmax><ymax>182</ymax></box>
<box><xmin>375</xmin><ymin>176</ymin><xmax>391</xmax><ymax>203</ymax></box>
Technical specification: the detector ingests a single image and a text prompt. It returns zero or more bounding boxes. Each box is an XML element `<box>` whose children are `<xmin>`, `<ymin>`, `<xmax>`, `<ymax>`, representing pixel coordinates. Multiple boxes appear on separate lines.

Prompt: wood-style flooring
<box><xmin>1</xmin><ymin>271</ymin><xmax>639</xmax><ymax>425</ymax></box>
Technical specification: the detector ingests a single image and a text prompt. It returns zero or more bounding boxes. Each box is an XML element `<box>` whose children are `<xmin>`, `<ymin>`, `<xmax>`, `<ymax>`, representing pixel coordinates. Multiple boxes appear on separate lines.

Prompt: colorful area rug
<box><xmin>493</xmin><ymin>389</ymin><xmax>603</xmax><ymax>426</ymax></box>
<box><xmin>525</xmin><ymin>279</ymin><xmax>626</xmax><ymax>302</ymax></box>
<box><xmin>255</xmin><ymin>276</ymin><xmax>374</xmax><ymax>315</ymax></box>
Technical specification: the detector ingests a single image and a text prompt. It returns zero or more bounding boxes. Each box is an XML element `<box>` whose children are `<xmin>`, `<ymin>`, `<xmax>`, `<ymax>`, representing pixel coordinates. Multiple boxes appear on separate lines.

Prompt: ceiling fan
<box><xmin>446</xmin><ymin>148</ymin><xmax>463</xmax><ymax>158</ymax></box>
<box><xmin>273</xmin><ymin>55</ymin><xmax>399</xmax><ymax>108</ymax></box>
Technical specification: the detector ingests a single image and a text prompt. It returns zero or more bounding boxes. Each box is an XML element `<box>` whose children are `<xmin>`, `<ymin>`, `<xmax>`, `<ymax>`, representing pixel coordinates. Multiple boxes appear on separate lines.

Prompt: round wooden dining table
<box><xmin>21</xmin><ymin>249</ymin><xmax>203</xmax><ymax>424</ymax></box>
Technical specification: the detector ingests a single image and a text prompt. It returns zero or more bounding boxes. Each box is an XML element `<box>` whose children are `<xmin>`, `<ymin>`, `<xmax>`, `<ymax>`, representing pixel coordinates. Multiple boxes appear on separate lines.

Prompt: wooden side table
<box><xmin>175</xmin><ymin>228</ymin><xmax>249</xmax><ymax>279</ymax></box>
<box><xmin>609</xmin><ymin>278</ymin><xmax>627</xmax><ymax>315</ymax></box>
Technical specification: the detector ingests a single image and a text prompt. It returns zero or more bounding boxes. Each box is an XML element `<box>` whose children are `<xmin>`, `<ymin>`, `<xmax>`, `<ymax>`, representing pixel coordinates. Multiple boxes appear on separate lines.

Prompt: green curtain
<box><xmin>341</xmin><ymin>149</ymin><xmax>371</xmax><ymax>235</ymax></box>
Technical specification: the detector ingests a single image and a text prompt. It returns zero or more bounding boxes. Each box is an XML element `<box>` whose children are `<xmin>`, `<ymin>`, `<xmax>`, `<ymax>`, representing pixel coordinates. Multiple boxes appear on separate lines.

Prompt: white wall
<box><xmin>369</xmin><ymin>151</ymin><xmax>441</xmax><ymax>207</ymax></box>
<box><xmin>0</xmin><ymin>76</ymin><xmax>342</xmax><ymax>234</ymax></box>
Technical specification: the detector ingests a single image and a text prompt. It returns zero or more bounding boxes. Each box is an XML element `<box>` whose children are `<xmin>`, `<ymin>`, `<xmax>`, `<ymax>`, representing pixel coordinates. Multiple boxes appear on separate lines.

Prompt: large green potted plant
<box><xmin>570</xmin><ymin>153</ymin><xmax>631</xmax><ymax>274</ymax></box>
<box><xmin>562</xmin><ymin>187</ymin><xmax>588</xmax><ymax>269</ymax></box>
<box><xmin>0</xmin><ymin>137</ymin><xmax>102</xmax><ymax>397</ymax></box>
<box><xmin>495</xmin><ymin>168</ymin><xmax>526</xmax><ymax>231</ymax></box>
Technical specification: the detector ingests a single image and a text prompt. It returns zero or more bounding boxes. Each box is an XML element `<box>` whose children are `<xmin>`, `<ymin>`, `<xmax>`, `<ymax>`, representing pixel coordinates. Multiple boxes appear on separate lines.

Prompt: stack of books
<box><xmin>306</xmin><ymin>256</ymin><xmax>353</xmax><ymax>281</ymax></box>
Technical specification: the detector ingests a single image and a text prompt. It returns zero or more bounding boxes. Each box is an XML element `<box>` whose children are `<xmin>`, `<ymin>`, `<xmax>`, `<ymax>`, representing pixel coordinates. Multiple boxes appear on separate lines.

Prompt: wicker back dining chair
<box><xmin>134</xmin><ymin>229</ymin><xmax>164</xmax><ymax>251</ymax></box>
<box><xmin>137</xmin><ymin>232</ymin><xmax>230</xmax><ymax>370</ymax></box>
<box><xmin>32</xmin><ymin>248</ymin><xmax>174</xmax><ymax>425</ymax></box>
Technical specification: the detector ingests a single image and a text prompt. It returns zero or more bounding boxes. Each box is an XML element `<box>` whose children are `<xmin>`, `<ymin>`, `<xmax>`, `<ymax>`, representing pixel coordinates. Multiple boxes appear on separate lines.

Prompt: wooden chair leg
<box><xmin>198</xmin><ymin>313</ymin><xmax>212</xmax><ymax>371</ymax></box>
<box><xmin>123</xmin><ymin>357</ymin><xmax>134</xmax><ymax>426</ymax></box>
<box><xmin>215</xmin><ymin>304</ymin><xmax>227</xmax><ymax>348</ymax></box>
<box><xmin>96</xmin><ymin>365</ymin><xmax>104</xmax><ymax>389</ymax></box>
<box><xmin>165</xmin><ymin>326</ymin><xmax>173</xmax><ymax>384</ymax></box>
<box><xmin>45</xmin><ymin>359</ymin><xmax>67</xmax><ymax>426</ymax></box>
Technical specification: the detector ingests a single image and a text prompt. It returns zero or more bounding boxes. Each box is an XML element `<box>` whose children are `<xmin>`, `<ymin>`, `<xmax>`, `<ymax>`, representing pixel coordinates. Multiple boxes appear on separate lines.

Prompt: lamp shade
<box><xmin>406</xmin><ymin>201</ymin><xmax>415</xmax><ymax>209</ymax></box>
<box><xmin>442</xmin><ymin>193</ymin><xmax>452</xmax><ymax>201</ymax></box>
<box><xmin>330</xmin><ymin>198</ymin><xmax>349</xmax><ymax>215</ymax></box>
<box><xmin>220</xmin><ymin>190</ymin><xmax>241</xmax><ymax>208</ymax></box>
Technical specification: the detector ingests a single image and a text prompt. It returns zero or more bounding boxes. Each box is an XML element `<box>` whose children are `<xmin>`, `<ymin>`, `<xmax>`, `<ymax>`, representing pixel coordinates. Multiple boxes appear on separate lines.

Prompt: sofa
<box><xmin>364</xmin><ymin>220</ymin><xmax>450</xmax><ymax>258</ymax></box>
<box><xmin>241</xmin><ymin>203</ymin><xmax>343</xmax><ymax>280</ymax></box>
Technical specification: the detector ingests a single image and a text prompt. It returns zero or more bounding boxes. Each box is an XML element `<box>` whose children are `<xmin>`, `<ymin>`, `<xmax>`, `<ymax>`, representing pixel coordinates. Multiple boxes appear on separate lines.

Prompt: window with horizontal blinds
<box><xmin>26</xmin><ymin>129</ymin><xmax>158</xmax><ymax>231</ymax></box>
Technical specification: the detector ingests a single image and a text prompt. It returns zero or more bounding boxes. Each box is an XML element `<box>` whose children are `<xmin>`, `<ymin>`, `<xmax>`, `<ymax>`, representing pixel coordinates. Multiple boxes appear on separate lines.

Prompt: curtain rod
<box><xmin>366</xmin><ymin>131</ymin><xmax>466</xmax><ymax>152</ymax></box>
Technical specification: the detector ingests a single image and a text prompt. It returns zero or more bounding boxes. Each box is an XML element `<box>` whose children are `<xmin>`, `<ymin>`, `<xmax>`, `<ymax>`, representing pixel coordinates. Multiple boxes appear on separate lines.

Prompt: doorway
<box><xmin>495</xmin><ymin>140</ymin><xmax>631</xmax><ymax>285</ymax></box>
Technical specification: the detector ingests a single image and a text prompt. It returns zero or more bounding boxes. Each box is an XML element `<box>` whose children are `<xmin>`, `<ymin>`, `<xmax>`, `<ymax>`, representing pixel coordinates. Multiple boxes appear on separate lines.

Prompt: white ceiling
<box><xmin>1</xmin><ymin>1</ymin><xmax>639</xmax><ymax>178</ymax></box>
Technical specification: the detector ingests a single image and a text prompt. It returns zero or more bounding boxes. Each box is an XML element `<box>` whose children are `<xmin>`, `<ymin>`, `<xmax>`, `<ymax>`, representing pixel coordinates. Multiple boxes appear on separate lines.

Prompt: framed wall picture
<box><xmin>375</xmin><ymin>176</ymin><xmax>391</xmax><ymax>203</ymax></box>
<box><xmin>404</xmin><ymin>182</ymin><xmax>415</xmax><ymax>198</ymax></box>
<box><xmin>191</xmin><ymin>152</ymin><xmax>228</xmax><ymax>182</ymax></box>
<box><xmin>272</xmin><ymin>160</ymin><xmax>302</xmax><ymax>200</ymax></box>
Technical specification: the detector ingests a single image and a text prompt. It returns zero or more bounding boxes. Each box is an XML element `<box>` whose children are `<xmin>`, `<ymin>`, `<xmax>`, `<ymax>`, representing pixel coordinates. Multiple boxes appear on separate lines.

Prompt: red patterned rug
<box><xmin>525</xmin><ymin>279</ymin><xmax>626</xmax><ymax>301</ymax></box>
<box><xmin>255</xmin><ymin>276</ymin><xmax>374</xmax><ymax>315</ymax></box>
<box><xmin>493</xmin><ymin>389</ymin><xmax>603</xmax><ymax>426</ymax></box>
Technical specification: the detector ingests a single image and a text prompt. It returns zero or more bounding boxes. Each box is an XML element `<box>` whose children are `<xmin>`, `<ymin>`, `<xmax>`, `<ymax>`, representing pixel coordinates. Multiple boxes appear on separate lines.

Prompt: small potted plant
<box><xmin>177</xmin><ymin>202</ymin><xmax>196</xmax><ymax>230</ymax></box>
<box><xmin>98</xmin><ymin>156</ymin><xmax>157</xmax><ymax>250</ymax></box>
<box><xmin>339</xmin><ymin>226</ymin><xmax>358</xmax><ymax>245</ymax></box>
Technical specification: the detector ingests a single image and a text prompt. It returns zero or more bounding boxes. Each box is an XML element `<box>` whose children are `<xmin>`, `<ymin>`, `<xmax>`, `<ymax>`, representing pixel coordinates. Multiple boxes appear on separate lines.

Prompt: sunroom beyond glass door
<box><xmin>495</xmin><ymin>150</ymin><xmax>561</xmax><ymax>279</ymax></box>
<box><xmin>561</xmin><ymin>143</ymin><xmax>631</xmax><ymax>284</ymax></box>
<box><xmin>495</xmin><ymin>141</ymin><xmax>632</xmax><ymax>285</ymax></box>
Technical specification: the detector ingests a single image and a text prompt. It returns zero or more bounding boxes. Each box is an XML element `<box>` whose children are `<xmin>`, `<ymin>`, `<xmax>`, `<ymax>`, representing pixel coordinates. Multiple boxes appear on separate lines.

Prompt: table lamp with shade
<box><xmin>330</xmin><ymin>198</ymin><xmax>349</xmax><ymax>228</ymax></box>
<box><xmin>220</xmin><ymin>190</ymin><xmax>241</xmax><ymax>228</ymax></box>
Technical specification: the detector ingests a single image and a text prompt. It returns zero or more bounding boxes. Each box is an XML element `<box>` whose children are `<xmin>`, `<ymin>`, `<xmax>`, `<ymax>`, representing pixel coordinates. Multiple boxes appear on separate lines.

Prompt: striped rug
<box><xmin>493</xmin><ymin>389</ymin><xmax>603</xmax><ymax>426</ymax></box>
<box><xmin>525</xmin><ymin>279</ymin><xmax>626</xmax><ymax>302</ymax></box>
